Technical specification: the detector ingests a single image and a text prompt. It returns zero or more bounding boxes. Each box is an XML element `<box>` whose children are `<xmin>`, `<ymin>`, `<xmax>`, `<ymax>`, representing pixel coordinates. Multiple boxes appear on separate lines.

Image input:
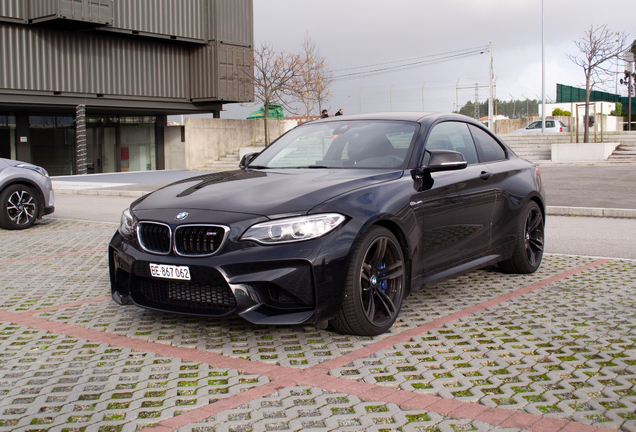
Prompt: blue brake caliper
<box><xmin>379</xmin><ymin>262</ymin><xmax>388</xmax><ymax>293</ymax></box>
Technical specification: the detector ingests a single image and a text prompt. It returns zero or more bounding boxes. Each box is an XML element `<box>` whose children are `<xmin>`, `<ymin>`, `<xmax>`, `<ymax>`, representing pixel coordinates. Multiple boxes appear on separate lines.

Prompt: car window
<box><xmin>468</xmin><ymin>125</ymin><xmax>506</xmax><ymax>163</ymax></box>
<box><xmin>251</xmin><ymin>121</ymin><xmax>418</xmax><ymax>169</ymax></box>
<box><xmin>546</xmin><ymin>121</ymin><xmax>555</xmax><ymax>128</ymax></box>
<box><xmin>527</xmin><ymin>121</ymin><xmax>540</xmax><ymax>129</ymax></box>
<box><xmin>425</xmin><ymin>122</ymin><xmax>479</xmax><ymax>165</ymax></box>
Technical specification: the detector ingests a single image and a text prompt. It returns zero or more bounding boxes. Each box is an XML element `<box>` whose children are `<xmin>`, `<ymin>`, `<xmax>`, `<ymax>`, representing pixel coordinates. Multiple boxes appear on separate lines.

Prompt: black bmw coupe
<box><xmin>109</xmin><ymin>112</ymin><xmax>545</xmax><ymax>336</ymax></box>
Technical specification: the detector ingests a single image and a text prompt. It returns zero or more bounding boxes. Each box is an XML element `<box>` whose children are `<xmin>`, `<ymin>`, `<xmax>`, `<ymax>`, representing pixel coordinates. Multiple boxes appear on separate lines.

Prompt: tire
<box><xmin>0</xmin><ymin>184</ymin><xmax>39</xmax><ymax>230</ymax></box>
<box><xmin>330</xmin><ymin>226</ymin><xmax>405</xmax><ymax>336</ymax></box>
<box><xmin>498</xmin><ymin>200</ymin><xmax>544</xmax><ymax>274</ymax></box>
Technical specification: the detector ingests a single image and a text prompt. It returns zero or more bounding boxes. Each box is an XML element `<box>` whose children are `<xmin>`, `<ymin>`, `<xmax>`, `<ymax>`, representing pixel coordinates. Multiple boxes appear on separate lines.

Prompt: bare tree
<box><xmin>567</xmin><ymin>25</ymin><xmax>628</xmax><ymax>142</ymax></box>
<box><xmin>247</xmin><ymin>43</ymin><xmax>301</xmax><ymax>145</ymax></box>
<box><xmin>292</xmin><ymin>34</ymin><xmax>334</xmax><ymax>120</ymax></box>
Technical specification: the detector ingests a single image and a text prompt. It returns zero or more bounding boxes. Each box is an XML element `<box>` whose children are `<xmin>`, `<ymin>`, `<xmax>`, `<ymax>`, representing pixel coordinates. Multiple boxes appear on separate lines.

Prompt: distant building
<box><xmin>0</xmin><ymin>0</ymin><xmax>254</xmax><ymax>175</ymax></box>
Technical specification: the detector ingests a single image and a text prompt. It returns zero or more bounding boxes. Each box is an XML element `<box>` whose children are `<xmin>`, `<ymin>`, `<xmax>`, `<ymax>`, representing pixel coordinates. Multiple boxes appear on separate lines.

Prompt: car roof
<box><xmin>313</xmin><ymin>111</ymin><xmax>482</xmax><ymax>126</ymax></box>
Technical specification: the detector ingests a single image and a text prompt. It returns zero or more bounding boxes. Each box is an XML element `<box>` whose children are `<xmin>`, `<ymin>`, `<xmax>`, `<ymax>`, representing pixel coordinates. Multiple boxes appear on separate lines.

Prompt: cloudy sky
<box><xmin>221</xmin><ymin>0</ymin><xmax>633</xmax><ymax>119</ymax></box>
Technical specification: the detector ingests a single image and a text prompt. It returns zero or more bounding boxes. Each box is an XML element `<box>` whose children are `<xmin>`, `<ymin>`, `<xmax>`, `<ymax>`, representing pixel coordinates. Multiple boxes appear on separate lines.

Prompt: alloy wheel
<box><xmin>7</xmin><ymin>189</ymin><xmax>36</xmax><ymax>227</ymax></box>
<box><xmin>359</xmin><ymin>235</ymin><xmax>404</xmax><ymax>328</ymax></box>
<box><xmin>524</xmin><ymin>206</ymin><xmax>544</xmax><ymax>268</ymax></box>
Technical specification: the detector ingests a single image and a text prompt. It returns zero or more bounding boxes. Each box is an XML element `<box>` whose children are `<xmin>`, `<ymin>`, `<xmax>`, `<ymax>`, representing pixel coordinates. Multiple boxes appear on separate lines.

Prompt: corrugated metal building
<box><xmin>0</xmin><ymin>0</ymin><xmax>254</xmax><ymax>175</ymax></box>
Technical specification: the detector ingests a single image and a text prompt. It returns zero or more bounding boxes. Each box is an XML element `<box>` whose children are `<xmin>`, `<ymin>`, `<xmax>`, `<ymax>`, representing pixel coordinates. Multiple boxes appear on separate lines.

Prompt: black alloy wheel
<box><xmin>499</xmin><ymin>200</ymin><xmax>544</xmax><ymax>274</ymax></box>
<box><xmin>330</xmin><ymin>226</ymin><xmax>405</xmax><ymax>336</ymax></box>
<box><xmin>0</xmin><ymin>185</ymin><xmax>39</xmax><ymax>230</ymax></box>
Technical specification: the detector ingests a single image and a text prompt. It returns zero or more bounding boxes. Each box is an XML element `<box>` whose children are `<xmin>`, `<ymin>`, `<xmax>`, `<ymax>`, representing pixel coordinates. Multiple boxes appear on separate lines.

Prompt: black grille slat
<box><xmin>135</xmin><ymin>277</ymin><xmax>236</xmax><ymax>314</ymax></box>
<box><xmin>175</xmin><ymin>225</ymin><xmax>226</xmax><ymax>256</ymax></box>
<box><xmin>138</xmin><ymin>223</ymin><xmax>171</xmax><ymax>254</ymax></box>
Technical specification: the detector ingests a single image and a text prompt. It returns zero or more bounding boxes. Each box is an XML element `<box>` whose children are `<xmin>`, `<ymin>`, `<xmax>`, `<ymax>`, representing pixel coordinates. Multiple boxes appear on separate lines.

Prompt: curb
<box><xmin>55</xmin><ymin>188</ymin><xmax>148</xmax><ymax>197</ymax></box>
<box><xmin>546</xmin><ymin>206</ymin><xmax>636</xmax><ymax>219</ymax></box>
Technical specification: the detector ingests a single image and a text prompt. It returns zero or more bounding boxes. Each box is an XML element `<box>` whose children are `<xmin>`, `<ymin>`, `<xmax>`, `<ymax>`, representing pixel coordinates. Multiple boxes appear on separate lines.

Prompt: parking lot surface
<box><xmin>1</xmin><ymin>219</ymin><xmax>635</xmax><ymax>431</ymax></box>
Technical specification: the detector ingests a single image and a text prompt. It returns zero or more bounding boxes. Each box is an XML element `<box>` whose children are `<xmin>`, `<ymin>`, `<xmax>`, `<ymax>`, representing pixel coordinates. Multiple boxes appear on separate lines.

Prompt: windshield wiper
<box><xmin>298</xmin><ymin>165</ymin><xmax>329</xmax><ymax>169</ymax></box>
<box><xmin>248</xmin><ymin>165</ymin><xmax>270</xmax><ymax>169</ymax></box>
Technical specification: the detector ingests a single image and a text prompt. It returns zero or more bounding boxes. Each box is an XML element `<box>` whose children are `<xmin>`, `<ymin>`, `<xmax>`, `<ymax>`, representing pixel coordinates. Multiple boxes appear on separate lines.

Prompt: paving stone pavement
<box><xmin>177</xmin><ymin>386</ymin><xmax>525</xmax><ymax>432</ymax></box>
<box><xmin>0</xmin><ymin>219</ymin><xmax>634</xmax><ymax>431</ymax></box>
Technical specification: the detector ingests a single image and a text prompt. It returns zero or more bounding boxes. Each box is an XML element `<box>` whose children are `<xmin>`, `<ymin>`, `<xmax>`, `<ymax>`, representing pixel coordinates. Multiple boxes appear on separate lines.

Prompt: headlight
<box><xmin>16</xmin><ymin>163</ymin><xmax>49</xmax><ymax>178</ymax></box>
<box><xmin>118</xmin><ymin>208</ymin><xmax>136</xmax><ymax>239</ymax></box>
<box><xmin>241</xmin><ymin>213</ymin><xmax>346</xmax><ymax>244</ymax></box>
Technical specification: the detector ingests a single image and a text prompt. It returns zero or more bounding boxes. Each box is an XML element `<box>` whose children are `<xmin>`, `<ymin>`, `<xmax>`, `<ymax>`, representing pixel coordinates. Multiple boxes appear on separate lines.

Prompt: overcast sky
<box><xmin>221</xmin><ymin>0</ymin><xmax>634</xmax><ymax>119</ymax></box>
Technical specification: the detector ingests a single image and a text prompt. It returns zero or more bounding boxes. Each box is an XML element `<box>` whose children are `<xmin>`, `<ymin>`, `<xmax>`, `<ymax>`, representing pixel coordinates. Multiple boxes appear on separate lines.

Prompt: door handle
<box><xmin>480</xmin><ymin>171</ymin><xmax>492</xmax><ymax>180</ymax></box>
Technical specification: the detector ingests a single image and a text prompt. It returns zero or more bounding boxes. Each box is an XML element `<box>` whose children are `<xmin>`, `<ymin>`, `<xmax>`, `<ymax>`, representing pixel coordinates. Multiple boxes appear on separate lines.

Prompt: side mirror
<box><xmin>239</xmin><ymin>152</ymin><xmax>258</xmax><ymax>170</ymax></box>
<box><xmin>423</xmin><ymin>149</ymin><xmax>467</xmax><ymax>172</ymax></box>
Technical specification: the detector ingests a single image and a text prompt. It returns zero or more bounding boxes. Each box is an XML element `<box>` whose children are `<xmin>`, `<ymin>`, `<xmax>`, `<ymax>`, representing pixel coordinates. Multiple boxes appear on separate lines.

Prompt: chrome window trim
<box><xmin>173</xmin><ymin>224</ymin><xmax>230</xmax><ymax>257</ymax></box>
<box><xmin>137</xmin><ymin>221</ymin><xmax>172</xmax><ymax>255</ymax></box>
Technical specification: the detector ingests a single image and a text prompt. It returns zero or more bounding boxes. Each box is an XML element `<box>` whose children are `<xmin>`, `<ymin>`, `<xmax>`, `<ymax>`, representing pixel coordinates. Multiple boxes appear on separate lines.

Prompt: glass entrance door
<box><xmin>86</xmin><ymin>125</ymin><xmax>117</xmax><ymax>174</ymax></box>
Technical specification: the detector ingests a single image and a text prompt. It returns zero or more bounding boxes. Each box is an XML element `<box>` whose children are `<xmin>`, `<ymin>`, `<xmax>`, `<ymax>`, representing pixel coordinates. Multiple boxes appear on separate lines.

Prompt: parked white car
<box><xmin>0</xmin><ymin>158</ymin><xmax>54</xmax><ymax>230</ymax></box>
<box><xmin>512</xmin><ymin>120</ymin><xmax>568</xmax><ymax>134</ymax></box>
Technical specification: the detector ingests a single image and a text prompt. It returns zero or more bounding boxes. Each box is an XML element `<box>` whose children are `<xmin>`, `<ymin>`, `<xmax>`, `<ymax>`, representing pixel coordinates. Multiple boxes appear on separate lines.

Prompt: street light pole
<box><xmin>488</xmin><ymin>42</ymin><xmax>493</xmax><ymax>130</ymax></box>
<box><xmin>541</xmin><ymin>0</ymin><xmax>546</xmax><ymax>133</ymax></box>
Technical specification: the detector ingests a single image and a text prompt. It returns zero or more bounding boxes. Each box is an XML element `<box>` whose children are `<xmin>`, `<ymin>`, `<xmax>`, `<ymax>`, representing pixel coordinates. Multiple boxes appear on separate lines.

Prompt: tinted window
<box><xmin>252</xmin><ymin>121</ymin><xmax>417</xmax><ymax>169</ymax></box>
<box><xmin>469</xmin><ymin>125</ymin><xmax>506</xmax><ymax>163</ymax></box>
<box><xmin>425</xmin><ymin>122</ymin><xmax>479</xmax><ymax>165</ymax></box>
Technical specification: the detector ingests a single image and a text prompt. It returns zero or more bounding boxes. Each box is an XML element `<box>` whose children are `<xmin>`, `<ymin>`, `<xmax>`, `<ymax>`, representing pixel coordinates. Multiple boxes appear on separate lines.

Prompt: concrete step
<box><xmin>219</xmin><ymin>156</ymin><xmax>240</xmax><ymax>162</ymax></box>
<box><xmin>607</xmin><ymin>154</ymin><xmax>636</xmax><ymax>159</ymax></box>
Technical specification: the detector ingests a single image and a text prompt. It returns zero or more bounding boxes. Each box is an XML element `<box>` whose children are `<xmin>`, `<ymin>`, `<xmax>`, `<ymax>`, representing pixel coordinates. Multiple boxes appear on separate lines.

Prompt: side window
<box><xmin>425</xmin><ymin>122</ymin><xmax>479</xmax><ymax>165</ymax></box>
<box><xmin>546</xmin><ymin>120</ymin><xmax>555</xmax><ymax>128</ymax></box>
<box><xmin>469</xmin><ymin>125</ymin><xmax>506</xmax><ymax>163</ymax></box>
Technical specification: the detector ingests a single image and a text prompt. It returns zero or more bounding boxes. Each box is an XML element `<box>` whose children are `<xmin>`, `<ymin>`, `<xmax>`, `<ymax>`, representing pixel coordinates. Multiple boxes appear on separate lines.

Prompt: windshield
<box><xmin>249</xmin><ymin>120</ymin><xmax>418</xmax><ymax>169</ymax></box>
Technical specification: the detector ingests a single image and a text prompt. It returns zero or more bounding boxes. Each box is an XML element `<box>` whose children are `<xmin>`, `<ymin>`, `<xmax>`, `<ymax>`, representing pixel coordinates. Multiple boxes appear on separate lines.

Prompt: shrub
<box><xmin>551</xmin><ymin>108</ymin><xmax>564</xmax><ymax>116</ymax></box>
<box><xmin>610</xmin><ymin>102</ymin><xmax>623</xmax><ymax>116</ymax></box>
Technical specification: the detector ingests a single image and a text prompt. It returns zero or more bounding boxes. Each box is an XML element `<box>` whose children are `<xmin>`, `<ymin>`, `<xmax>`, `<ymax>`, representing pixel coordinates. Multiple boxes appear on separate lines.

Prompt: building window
<box><xmin>29</xmin><ymin>115</ymin><xmax>76</xmax><ymax>176</ymax></box>
<box><xmin>0</xmin><ymin>115</ymin><xmax>17</xmax><ymax>160</ymax></box>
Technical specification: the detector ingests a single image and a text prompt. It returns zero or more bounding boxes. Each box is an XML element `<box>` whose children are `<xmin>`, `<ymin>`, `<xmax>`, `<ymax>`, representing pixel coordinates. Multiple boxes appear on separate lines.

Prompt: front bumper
<box><xmin>108</xmin><ymin>222</ymin><xmax>356</xmax><ymax>326</ymax></box>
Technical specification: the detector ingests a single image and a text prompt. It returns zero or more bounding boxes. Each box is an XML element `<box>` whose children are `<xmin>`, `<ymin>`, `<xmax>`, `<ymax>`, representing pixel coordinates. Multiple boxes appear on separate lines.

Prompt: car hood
<box><xmin>132</xmin><ymin>169</ymin><xmax>403</xmax><ymax>217</ymax></box>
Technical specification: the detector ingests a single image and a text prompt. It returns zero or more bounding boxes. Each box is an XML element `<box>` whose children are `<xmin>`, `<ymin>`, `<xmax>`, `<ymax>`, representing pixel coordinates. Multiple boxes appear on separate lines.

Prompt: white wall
<box><xmin>185</xmin><ymin>118</ymin><xmax>296</xmax><ymax>170</ymax></box>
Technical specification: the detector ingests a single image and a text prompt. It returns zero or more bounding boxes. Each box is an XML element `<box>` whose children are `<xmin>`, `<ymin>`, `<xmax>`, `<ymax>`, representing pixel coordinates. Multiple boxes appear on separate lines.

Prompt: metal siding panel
<box><xmin>212</xmin><ymin>0</ymin><xmax>252</xmax><ymax>46</ymax></box>
<box><xmin>57</xmin><ymin>0</ymin><xmax>113</xmax><ymax>24</ymax></box>
<box><xmin>214</xmin><ymin>43</ymin><xmax>252</xmax><ymax>102</ymax></box>
<box><xmin>0</xmin><ymin>0</ymin><xmax>25</xmax><ymax>22</ymax></box>
<box><xmin>1</xmin><ymin>25</ymin><xmax>189</xmax><ymax>99</ymax></box>
<box><xmin>28</xmin><ymin>0</ymin><xmax>58</xmax><ymax>20</ymax></box>
<box><xmin>0</xmin><ymin>25</ymin><xmax>85</xmax><ymax>93</ymax></box>
<box><xmin>190</xmin><ymin>43</ymin><xmax>215</xmax><ymax>100</ymax></box>
<box><xmin>111</xmin><ymin>0</ymin><xmax>204</xmax><ymax>41</ymax></box>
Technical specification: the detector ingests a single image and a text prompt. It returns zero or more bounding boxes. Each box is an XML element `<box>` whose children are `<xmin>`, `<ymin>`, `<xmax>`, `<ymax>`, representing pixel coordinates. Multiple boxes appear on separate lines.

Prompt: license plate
<box><xmin>149</xmin><ymin>263</ymin><xmax>190</xmax><ymax>280</ymax></box>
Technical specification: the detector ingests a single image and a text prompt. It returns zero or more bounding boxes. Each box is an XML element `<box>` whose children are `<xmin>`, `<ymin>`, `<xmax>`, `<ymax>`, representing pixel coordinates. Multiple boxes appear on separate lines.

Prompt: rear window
<box><xmin>469</xmin><ymin>125</ymin><xmax>506</xmax><ymax>163</ymax></box>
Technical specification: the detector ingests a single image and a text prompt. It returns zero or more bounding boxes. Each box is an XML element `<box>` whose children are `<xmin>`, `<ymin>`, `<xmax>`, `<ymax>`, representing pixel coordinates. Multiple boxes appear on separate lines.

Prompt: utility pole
<box><xmin>474</xmin><ymin>83</ymin><xmax>480</xmax><ymax>119</ymax></box>
<box><xmin>616</xmin><ymin>32</ymin><xmax>620</xmax><ymax>95</ymax></box>
<box><xmin>521</xmin><ymin>94</ymin><xmax>529</xmax><ymax>116</ymax></box>
<box><xmin>509</xmin><ymin>94</ymin><xmax>516</xmax><ymax>118</ymax></box>
<box><xmin>422</xmin><ymin>82</ymin><xmax>426</xmax><ymax>111</ymax></box>
<box><xmin>456</xmin><ymin>79</ymin><xmax>460</xmax><ymax>114</ymax></box>
<box><xmin>488</xmin><ymin>42</ymin><xmax>493</xmax><ymax>130</ymax></box>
